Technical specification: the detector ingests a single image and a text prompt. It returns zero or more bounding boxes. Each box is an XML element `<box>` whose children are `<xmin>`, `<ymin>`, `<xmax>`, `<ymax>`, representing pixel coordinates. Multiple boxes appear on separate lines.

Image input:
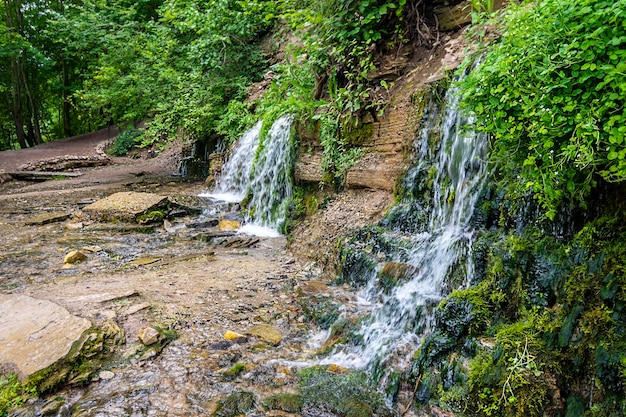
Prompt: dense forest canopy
<box><xmin>0</xmin><ymin>0</ymin><xmax>419</xmax><ymax>153</ymax></box>
<box><xmin>0</xmin><ymin>0</ymin><xmax>278</xmax><ymax>150</ymax></box>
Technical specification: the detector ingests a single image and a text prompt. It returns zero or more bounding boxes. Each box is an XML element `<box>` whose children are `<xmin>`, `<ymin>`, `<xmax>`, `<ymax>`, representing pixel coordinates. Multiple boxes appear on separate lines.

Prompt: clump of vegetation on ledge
<box><xmin>461</xmin><ymin>0</ymin><xmax>626</xmax><ymax>220</ymax></box>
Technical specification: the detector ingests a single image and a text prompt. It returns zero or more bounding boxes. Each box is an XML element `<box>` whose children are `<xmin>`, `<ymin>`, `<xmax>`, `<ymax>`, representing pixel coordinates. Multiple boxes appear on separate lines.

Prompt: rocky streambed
<box><xmin>0</xmin><ymin>161</ymin><xmax>370</xmax><ymax>416</ymax></box>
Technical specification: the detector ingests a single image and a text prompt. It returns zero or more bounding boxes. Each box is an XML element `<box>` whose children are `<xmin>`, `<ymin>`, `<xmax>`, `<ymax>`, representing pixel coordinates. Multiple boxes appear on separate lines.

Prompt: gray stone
<box><xmin>24</xmin><ymin>212</ymin><xmax>71</xmax><ymax>226</ymax></box>
<box><xmin>0</xmin><ymin>294</ymin><xmax>91</xmax><ymax>379</ymax></box>
<box><xmin>99</xmin><ymin>370</ymin><xmax>115</xmax><ymax>380</ymax></box>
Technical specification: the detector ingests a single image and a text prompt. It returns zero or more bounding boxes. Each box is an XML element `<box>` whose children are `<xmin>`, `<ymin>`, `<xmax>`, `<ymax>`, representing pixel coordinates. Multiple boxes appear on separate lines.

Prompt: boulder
<box><xmin>247</xmin><ymin>324</ymin><xmax>283</xmax><ymax>346</ymax></box>
<box><xmin>167</xmin><ymin>195</ymin><xmax>211</xmax><ymax>214</ymax></box>
<box><xmin>0</xmin><ymin>294</ymin><xmax>91</xmax><ymax>379</ymax></box>
<box><xmin>64</xmin><ymin>250</ymin><xmax>88</xmax><ymax>264</ymax></box>
<box><xmin>82</xmin><ymin>192</ymin><xmax>167</xmax><ymax>222</ymax></box>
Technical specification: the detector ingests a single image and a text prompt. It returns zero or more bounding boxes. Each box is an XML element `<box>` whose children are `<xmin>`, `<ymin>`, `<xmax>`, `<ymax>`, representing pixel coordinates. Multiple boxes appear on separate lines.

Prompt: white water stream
<box><xmin>200</xmin><ymin>115</ymin><xmax>294</xmax><ymax>237</ymax></box>
<box><xmin>321</xmin><ymin>82</ymin><xmax>488</xmax><ymax>371</ymax></box>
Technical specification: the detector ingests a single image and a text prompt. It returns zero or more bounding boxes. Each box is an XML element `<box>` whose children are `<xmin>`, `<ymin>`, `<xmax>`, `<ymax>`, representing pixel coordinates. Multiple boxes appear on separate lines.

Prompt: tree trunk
<box><xmin>24</xmin><ymin>72</ymin><xmax>43</xmax><ymax>144</ymax></box>
<box><xmin>5</xmin><ymin>0</ymin><xmax>28</xmax><ymax>148</ymax></box>
<box><xmin>62</xmin><ymin>60</ymin><xmax>72</xmax><ymax>137</ymax></box>
<box><xmin>10</xmin><ymin>60</ymin><xmax>27</xmax><ymax>148</ymax></box>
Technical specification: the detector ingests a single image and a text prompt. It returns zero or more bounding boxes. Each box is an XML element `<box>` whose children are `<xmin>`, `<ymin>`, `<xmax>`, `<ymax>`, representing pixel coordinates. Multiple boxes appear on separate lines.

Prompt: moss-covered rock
<box><xmin>213</xmin><ymin>391</ymin><xmax>255</xmax><ymax>417</ymax></box>
<box><xmin>262</xmin><ymin>393</ymin><xmax>303</xmax><ymax>413</ymax></box>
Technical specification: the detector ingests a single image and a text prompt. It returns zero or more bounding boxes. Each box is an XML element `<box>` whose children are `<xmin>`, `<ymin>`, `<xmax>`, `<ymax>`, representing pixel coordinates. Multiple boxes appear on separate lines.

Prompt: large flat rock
<box><xmin>0</xmin><ymin>294</ymin><xmax>91</xmax><ymax>379</ymax></box>
<box><xmin>82</xmin><ymin>191</ymin><xmax>167</xmax><ymax>222</ymax></box>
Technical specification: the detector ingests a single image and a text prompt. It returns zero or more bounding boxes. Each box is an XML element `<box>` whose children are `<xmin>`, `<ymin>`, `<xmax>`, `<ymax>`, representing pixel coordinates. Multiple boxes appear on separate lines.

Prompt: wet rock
<box><xmin>0</xmin><ymin>294</ymin><xmax>91</xmax><ymax>379</ymax></box>
<box><xmin>40</xmin><ymin>397</ymin><xmax>66</xmax><ymax>416</ymax></box>
<box><xmin>82</xmin><ymin>191</ymin><xmax>167</xmax><ymax>222</ymax></box>
<box><xmin>163</xmin><ymin>219</ymin><xmax>186</xmax><ymax>233</ymax></box>
<box><xmin>64</xmin><ymin>250</ymin><xmax>88</xmax><ymax>264</ymax></box>
<box><xmin>247</xmin><ymin>324</ymin><xmax>283</xmax><ymax>346</ymax></box>
<box><xmin>379</xmin><ymin>262</ymin><xmax>418</xmax><ymax>292</ymax></box>
<box><xmin>218</xmin><ymin>219</ymin><xmax>241</xmax><ymax>231</ymax></box>
<box><xmin>298</xmin><ymin>280</ymin><xmax>330</xmax><ymax>296</ymax></box>
<box><xmin>138</xmin><ymin>327</ymin><xmax>160</xmax><ymax>346</ymax></box>
<box><xmin>0</xmin><ymin>171</ymin><xmax>13</xmax><ymax>183</ymax></box>
<box><xmin>24</xmin><ymin>211</ymin><xmax>70</xmax><ymax>226</ymax></box>
<box><xmin>81</xmin><ymin>245</ymin><xmax>102</xmax><ymax>253</ymax></box>
<box><xmin>167</xmin><ymin>195</ymin><xmax>211</xmax><ymax>214</ymax></box>
<box><xmin>209</xmin><ymin>340</ymin><xmax>233</xmax><ymax>350</ymax></box>
<box><xmin>185</xmin><ymin>218</ymin><xmax>220</xmax><ymax>228</ymax></box>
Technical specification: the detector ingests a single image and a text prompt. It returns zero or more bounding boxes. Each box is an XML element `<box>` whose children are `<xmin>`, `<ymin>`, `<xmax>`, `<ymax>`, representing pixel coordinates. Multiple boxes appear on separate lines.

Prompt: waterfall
<box><xmin>200</xmin><ymin>115</ymin><xmax>295</xmax><ymax>236</ymax></box>
<box><xmin>205</xmin><ymin>121</ymin><xmax>262</xmax><ymax>203</ymax></box>
<box><xmin>323</xmin><ymin>80</ymin><xmax>488</xmax><ymax>372</ymax></box>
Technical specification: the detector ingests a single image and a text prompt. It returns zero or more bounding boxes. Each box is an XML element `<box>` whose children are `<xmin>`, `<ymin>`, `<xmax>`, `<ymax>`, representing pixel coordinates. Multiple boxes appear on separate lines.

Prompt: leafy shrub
<box><xmin>0</xmin><ymin>375</ymin><xmax>36</xmax><ymax>416</ymax></box>
<box><xmin>461</xmin><ymin>0</ymin><xmax>626</xmax><ymax>219</ymax></box>
<box><xmin>108</xmin><ymin>127</ymin><xmax>142</xmax><ymax>156</ymax></box>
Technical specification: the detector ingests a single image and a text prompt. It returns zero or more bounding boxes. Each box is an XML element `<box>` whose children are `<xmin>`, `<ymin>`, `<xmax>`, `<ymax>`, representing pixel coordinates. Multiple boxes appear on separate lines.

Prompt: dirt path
<box><xmin>0</xmin><ymin>128</ymin><xmax>120</xmax><ymax>172</ymax></box>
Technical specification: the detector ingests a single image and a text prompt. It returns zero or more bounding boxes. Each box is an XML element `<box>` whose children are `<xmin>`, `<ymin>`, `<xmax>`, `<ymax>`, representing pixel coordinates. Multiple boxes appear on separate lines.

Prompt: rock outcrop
<box><xmin>82</xmin><ymin>191</ymin><xmax>167</xmax><ymax>222</ymax></box>
<box><xmin>0</xmin><ymin>294</ymin><xmax>91</xmax><ymax>379</ymax></box>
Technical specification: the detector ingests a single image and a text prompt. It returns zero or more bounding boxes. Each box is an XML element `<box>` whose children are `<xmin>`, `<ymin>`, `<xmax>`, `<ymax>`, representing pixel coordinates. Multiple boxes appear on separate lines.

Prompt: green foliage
<box><xmin>0</xmin><ymin>375</ymin><xmax>36</xmax><ymax>417</ymax></box>
<box><xmin>109</xmin><ymin>127</ymin><xmax>143</xmax><ymax>156</ymax></box>
<box><xmin>461</xmin><ymin>0</ymin><xmax>626</xmax><ymax>220</ymax></box>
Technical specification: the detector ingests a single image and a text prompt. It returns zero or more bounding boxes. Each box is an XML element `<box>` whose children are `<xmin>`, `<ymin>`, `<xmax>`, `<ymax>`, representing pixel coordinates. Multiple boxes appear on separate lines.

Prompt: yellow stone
<box><xmin>327</xmin><ymin>364</ymin><xmax>349</xmax><ymax>374</ymax></box>
<box><xmin>218</xmin><ymin>219</ymin><xmax>241</xmax><ymax>231</ymax></box>
<box><xmin>64</xmin><ymin>250</ymin><xmax>88</xmax><ymax>264</ymax></box>
<box><xmin>224</xmin><ymin>330</ymin><xmax>245</xmax><ymax>340</ymax></box>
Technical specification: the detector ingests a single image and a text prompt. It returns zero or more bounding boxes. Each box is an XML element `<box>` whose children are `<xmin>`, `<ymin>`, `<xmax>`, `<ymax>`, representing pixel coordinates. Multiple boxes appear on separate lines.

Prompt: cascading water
<box><xmin>323</xmin><ymin>78</ymin><xmax>488</xmax><ymax>374</ymax></box>
<box><xmin>205</xmin><ymin>121</ymin><xmax>262</xmax><ymax>203</ymax></box>
<box><xmin>200</xmin><ymin>115</ymin><xmax>295</xmax><ymax>236</ymax></box>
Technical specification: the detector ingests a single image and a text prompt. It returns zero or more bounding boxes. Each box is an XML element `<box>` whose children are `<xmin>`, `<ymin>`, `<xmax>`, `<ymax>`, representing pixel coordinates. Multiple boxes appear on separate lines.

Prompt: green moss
<box><xmin>221</xmin><ymin>363</ymin><xmax>245</xmax><ymax>381</ymax></box>
<box><xmin>298</xmin><ymin>366</ymin><xmax>392</xmax><ymax>417</ymax></box>
<box><xmin>343</xmin><ymin>121</ymin><xmax>373</xmax><ymax>147</ymax></box>
<box><xmin>136</xmin><ymin>210</ymin><xmax>167</xmax><ymax>225</ymax></box>
<box><xmin>213</xmin><ymin>391</ymin><xmax>255</xmax><ymax>417</ymax></box>
<box><xmin>262</xmin><ymin>393</ymin><xmax>303</xmax><ymax>413</ymax></box>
